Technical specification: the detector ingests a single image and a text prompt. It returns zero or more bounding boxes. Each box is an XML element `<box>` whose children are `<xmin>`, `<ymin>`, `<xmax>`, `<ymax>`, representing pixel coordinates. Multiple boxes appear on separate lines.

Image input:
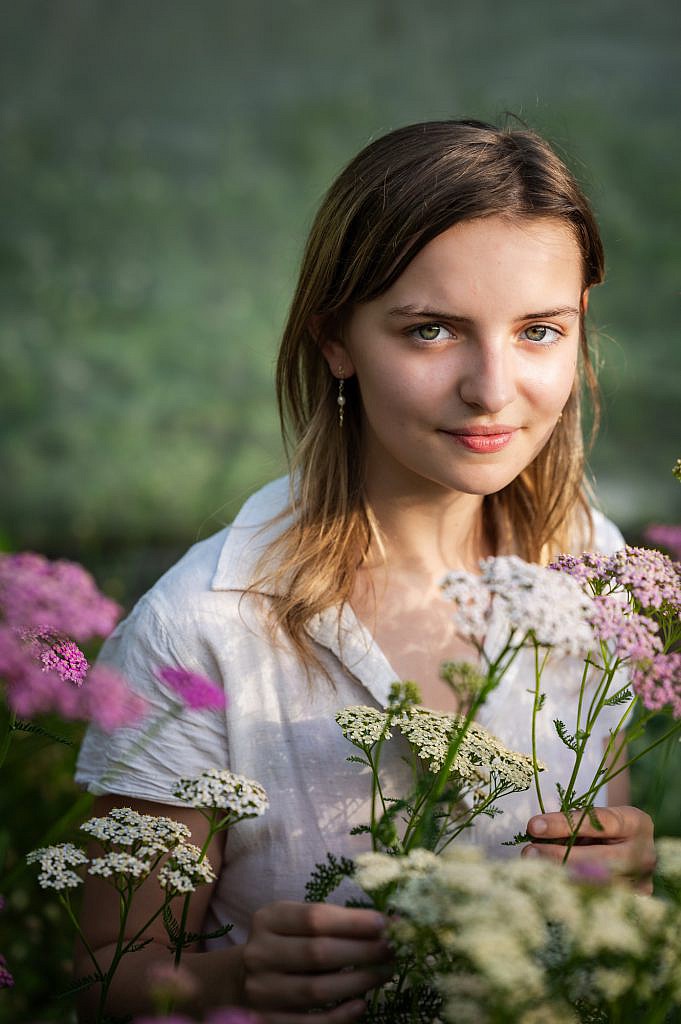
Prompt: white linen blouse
<box><xmin>75</xmin><ymin>476</ymin><xmax>627</xmax><ymax>947</ymax></box>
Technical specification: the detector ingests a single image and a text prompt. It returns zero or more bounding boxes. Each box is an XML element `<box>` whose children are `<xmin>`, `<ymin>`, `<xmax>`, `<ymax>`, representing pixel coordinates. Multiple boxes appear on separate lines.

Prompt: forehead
<box><xmin>383</xmin><ymin>215</ymin><xmax>583</xmax><ymax>310</ymax></box>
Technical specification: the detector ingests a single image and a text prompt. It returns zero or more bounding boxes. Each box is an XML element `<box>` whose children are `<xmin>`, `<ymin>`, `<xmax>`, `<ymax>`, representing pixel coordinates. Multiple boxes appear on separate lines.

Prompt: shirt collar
<box><xmin>210</xmin><ymin>475</ymin><xmax>397</xmax><ymax>707</ymax></box>
<box><xmin>211</xmin><ymin>475</ymin><xmax>293</xmax><ymax>595</ymax></box>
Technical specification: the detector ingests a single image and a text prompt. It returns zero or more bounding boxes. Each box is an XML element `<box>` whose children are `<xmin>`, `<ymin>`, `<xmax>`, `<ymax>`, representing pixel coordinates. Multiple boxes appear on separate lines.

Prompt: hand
<box><xmin>522</xmin><ymin>805</ymin><xmax>655</xmax><ymax>891</ymax></box>
<box><xmin>241</xmin><ymin>900</ymin><xmax>394</xmax><ymax>1023</ymax></box>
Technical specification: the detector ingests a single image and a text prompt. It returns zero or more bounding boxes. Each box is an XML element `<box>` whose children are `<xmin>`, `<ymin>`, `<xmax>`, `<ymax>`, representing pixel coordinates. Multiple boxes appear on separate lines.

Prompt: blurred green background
<box><xmin>0</xmin><ymin>1</ymin><xmax>680</xmax><ymax>1019</ymax></box>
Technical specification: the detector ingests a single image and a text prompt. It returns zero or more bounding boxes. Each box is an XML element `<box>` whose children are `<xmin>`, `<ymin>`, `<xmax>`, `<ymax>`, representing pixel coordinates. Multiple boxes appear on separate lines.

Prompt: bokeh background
<box><xmin>1</xmin><ymin>1</ymin><xmax>679</xmax><ymax>1019</ymax></box>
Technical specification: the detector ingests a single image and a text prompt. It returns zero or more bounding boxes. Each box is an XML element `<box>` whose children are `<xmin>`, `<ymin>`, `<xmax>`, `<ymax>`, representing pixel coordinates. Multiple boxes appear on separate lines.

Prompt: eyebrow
<box><xmin>386</xmin><ymin>304</ymin><xmax>581</xmax><ymax>322</ymax></box>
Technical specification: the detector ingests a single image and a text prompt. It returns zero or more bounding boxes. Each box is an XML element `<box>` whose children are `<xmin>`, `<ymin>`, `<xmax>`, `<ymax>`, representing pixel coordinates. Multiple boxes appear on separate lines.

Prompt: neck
<box><xmin>363</xmin><ymin>481</ymin><xmax>489</xmax><ymax>578</ymax></box>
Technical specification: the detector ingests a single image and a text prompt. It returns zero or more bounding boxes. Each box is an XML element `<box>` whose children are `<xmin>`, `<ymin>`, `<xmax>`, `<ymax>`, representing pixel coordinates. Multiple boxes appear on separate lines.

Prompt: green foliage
<box><xmin>304</xmin><ymin>852</ymin><xmax>356</xmax><ymax>903</ymax></box>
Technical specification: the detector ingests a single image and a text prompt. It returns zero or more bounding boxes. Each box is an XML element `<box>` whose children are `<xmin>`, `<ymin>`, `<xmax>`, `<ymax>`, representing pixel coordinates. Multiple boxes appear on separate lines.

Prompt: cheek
<box><xmin>523</xmin><ymin>353</ymin><xmax>578</xmax><ymax>411</ymax></box>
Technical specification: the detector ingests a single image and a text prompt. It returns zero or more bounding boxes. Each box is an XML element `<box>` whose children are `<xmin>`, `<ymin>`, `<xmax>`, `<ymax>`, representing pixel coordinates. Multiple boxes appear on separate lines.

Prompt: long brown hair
<box><xmin>255</xmin><ymin>119</ymin><xmax>604</xmax><ymax>673</ymax></box>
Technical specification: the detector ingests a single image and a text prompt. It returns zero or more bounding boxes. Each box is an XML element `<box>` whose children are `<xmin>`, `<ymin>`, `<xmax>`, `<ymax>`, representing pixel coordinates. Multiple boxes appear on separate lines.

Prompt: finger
<box><xmin>527</xmin><ymin>806</ymin><xmax>636</xmax><ymax>842</ymax></box>
<box><xmin>247</xmin><ymin>934</ymin><xmax>393</xmax><ymax>974</ymax></box>
<box><xmin>246</xmin><ymin>964</ymin><xmax>395</xmax><ymax>1011</ymax></box>
<box><xmin>263</xmin><ymin>998</ymin><xmax>368</xmax><ymax>1024</ymax></box>
<box><xmin>522</xmin><ymin>840</ymin><xmax>657</xmax><ymax>876</ymax></box>
<box><xmin>256</xmin><ymin>901</ymin><xmax>387</xmax><ymax>939</ymax></box>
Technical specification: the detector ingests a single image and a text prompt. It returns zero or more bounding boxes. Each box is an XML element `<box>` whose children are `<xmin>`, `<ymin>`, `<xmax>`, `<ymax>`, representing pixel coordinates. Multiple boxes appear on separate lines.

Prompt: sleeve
<box><xmin>74</xmin><ymin>594</ymin><xmax>229</xmax><ymax>806</ymax></box>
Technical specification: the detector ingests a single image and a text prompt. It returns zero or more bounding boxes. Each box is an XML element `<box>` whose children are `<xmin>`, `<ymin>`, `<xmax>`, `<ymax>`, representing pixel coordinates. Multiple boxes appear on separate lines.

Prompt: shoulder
<box><xmin>589</xmin><ymin>508</ymin><xmax>626</xmax><ymax>556</ymax></box>
<box><xmin>130</xmin><ymin>475</ymin><xmax>293</xmax><ymax>629</ymax></box>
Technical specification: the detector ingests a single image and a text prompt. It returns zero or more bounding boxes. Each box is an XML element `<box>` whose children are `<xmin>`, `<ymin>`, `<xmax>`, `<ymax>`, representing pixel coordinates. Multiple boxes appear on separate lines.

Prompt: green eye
<box><xmin>522</xmin><ymin>324</ymin><xmax>561</xmax><ymax>345</ymax></box>
<box><xmin>525</xmin><ymin>325</ymin><xmax>548</xmax><ymax>342</ymax></box>
<box><xmin>417</xmin><ymin>324</ymin><xmax>443</xmax><ymax>341</ymax></box>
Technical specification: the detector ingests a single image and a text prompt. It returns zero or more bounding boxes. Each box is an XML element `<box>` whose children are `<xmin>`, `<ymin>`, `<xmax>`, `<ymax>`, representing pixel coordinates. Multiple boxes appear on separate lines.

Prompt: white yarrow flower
<box><xmin>158</xmin><ymin>842</ymin><xmax>215</xmax><ymax>894</ymax></box>
<box><xmin>335</xmin><ymin>706</ymin><xmax>392</xmax><ymax>747</ymax></box>
<box><xmin>442</xmin><ymin>556</ymin><xmax>595</xmax><ymax>657</ymax></box>
<box><xmin>88</xmin><ymin>852</ymin><xmax>153</xmax><ymax>880</ymax></box>
<box><xmin>80</xmin><ymin>806</ymin><xmax>190</xmax><ymax>853</ymax></box>
<box><xmin>173</xmin><ymin>768</ymin><xmax>269</xmax><ymax>816</ymax></box>
<box><xmin>26</xmin><ymin>843</ymin><xmax>88</xmax><ymax>890</ymax></box>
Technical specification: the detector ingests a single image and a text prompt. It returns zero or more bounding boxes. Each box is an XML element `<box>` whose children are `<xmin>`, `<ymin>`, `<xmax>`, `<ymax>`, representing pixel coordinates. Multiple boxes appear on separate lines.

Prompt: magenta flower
<box><xmin>81</xmin><ymin>665</ymin><xmax>148</xmax><ymax>731</ymax></box>
<box><xmin>0</xmin><ymin>953</ymin><xmax>13</xmax><ymax>989</ymax></box>
<box><xmin>608</xmin><ymin>546</ymin><xmax>681</xmax><ymax>612</ymax></box>
<box><xmin>157</xmin><ymin>666</ymin><xmax>226</xmax><ymax>711</ymax></box>
<box><xmin>644</xmin><ymin>524</ymin><xmax>681</xmax><ymax>562</ymax></box>
<box><xmin>0</xmin><ymin>552</ymin><xmax>121</xmax><ymax>641</ymax></box>
<box><xmin>19</xmin><ymin>629</ymin><xmax>90</xmax><ymax>686</ymax></box>
<box><xmin>632</xmin><ymin>653</ymin><xmax>681</xmax><ymax>718</ymax></box>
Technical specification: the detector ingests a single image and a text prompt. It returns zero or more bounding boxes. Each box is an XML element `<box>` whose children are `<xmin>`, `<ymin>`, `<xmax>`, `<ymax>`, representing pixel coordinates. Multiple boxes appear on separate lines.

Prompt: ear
<box><xmin>309</xmin><ymin>316</ymin><xmax>356</xmax><ymax>379</ymax></box>
<box><xmin>581</xmin><ymin>288</ymin><xmax>590</xmax><ymax>314</ymax></box>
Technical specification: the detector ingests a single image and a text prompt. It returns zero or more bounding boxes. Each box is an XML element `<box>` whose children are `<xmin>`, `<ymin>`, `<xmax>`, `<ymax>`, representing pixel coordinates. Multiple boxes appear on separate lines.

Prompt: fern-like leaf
<box><xmin>553</xmin><ymin>719</ymin><xmax>577</xmax><ymax>752</ymax></box>
<box><xmin>604</xmin><ymin>688</ymin><xmax>632</xmax><ymax>706</ymax></box>
<box><xmin>12</xmin><ymin>719</ymin><xmax>74</xmax><ymax>746</ymax></box>
<box><xmin>305</xmin><ymin>852</ymin><xmax>355</xmax><ymax>903</ymax></box>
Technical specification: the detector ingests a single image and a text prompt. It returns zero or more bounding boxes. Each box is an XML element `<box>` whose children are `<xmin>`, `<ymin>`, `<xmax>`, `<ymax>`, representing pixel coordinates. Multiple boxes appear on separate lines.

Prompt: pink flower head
<box><xmin>568</xmin><ymin>860</ymin><xmax>612</xmax><ymax>885</ymax></box>
<box><xmin>608</xmin><ymin>546</ymin><xmax>681</xmax><ymax>613</ymax></box>
<box><xmin>82</xmin><ymin>665</ymin><xmax>148</xmax><ymax>731</ymax></box>
<box><xmin>19</xmin><ymin>628</ymin><xmax>89</xmax><ymax>686</ymax></box>
<box><xmin>632</xmin><ymin>653</ymin><xmax>681</xmax><ymax>718</ymax></box>
<box><xmin>0</xmin><ymin>552</ymin><xmax>121</xmax><ymax>641</ymax></box>
<box><xmin>589</xmin><ymin>595</ymin><xmax>662</xmax><ymax>663</ymax></box>
<box><xmin>157</xmin><ymin>666</ymin><xmax>226</xmax><ymax>711</ymax></box>
<box><xmin>643</xmin><ymin>524</ymin><xmax>681</xmax><ymax>562</ymax></box>
<box><xmin>0</xmin><ymin>953</ymin><xmax>14</xmax><ymax>989</ymax></box>
<box><xmin>549</xmin><ymin>552</ymin><xmax>611</xmax><ymax>587</ymax></box>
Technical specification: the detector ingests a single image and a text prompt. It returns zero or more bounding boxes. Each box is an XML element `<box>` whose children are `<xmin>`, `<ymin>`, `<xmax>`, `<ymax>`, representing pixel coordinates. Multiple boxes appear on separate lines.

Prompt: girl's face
<box><xmin>322</xmin><ymin>215</ymin><xmax>584</xmax><ymax>501</ymax></box>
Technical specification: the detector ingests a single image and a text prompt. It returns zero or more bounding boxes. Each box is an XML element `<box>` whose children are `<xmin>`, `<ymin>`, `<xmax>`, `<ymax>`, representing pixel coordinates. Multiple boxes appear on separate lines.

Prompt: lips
<box><xmin>441</xmin><ymin>425</ymin><xmax>518</xmax><ymax>453</ymax></box>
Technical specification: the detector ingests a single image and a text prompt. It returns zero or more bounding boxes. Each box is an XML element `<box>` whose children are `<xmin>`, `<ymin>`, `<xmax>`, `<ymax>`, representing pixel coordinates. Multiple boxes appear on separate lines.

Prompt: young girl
<box><xmin>74</xmin><ymin>119</ymin><xmax>654</xmax><ymax>1022</ymax></box>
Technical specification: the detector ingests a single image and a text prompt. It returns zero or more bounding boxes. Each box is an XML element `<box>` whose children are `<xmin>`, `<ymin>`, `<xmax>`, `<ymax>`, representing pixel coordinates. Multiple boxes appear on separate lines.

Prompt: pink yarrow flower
<box><xmin>643</xmin><ymin>524</ymin><xmax>681</xmax><ymax>563</ymax></box>
<box><xmin>157</xmin><ymin>666</ymin><xmax>226</xmax><ymax>711</ymax></box>
<box><xmin>632</xmin><ymin>653</ymin><xmax>681</xmax><ymax>718</ymax></box>
<box><xmin>0</xmin><ymin>552</ymin><xmax>121</xmax><ymax>641</ymax></box>
<box><xmin>1</xmin><ymin>625</ymin><xmax>146</xmax><ymax>730</ymax></box>
<box><xmin>0</xmin><ymin>953</ymin><xmax>13</xmax><ymax>989</ymax></box>
<box><xmin>589</xmin><ymin>595</ymin><xmax>662</xmax><ymax>662</ymax></box>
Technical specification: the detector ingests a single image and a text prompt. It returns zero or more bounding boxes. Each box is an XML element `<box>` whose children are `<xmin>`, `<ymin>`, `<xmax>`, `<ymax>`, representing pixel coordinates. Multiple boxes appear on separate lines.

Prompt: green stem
<box><xmin>531</xmin><ymin>644</ymin><xmax>547</xmax><ymax>814</ymax></box>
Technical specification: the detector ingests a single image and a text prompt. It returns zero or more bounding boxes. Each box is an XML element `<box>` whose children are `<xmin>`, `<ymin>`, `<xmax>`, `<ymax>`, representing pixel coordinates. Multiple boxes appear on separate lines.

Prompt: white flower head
<box><xmin>480</xmin><ymin>556</ymin><xmax>595</xmax><ymax>657</ymax></box>
<box><xmin>88</xmin><ymin>852</ymin><xmax>153</xmax><ymax>880</ymax></box>
<box><xmin>440</xmin><ymin>572</ymin><xmax>490</xmax><ymax>640</ymax></box>
<box><xmin>335</xmin><ymin>706</ymin><xmax>392</xmax><ymax>747</ymax></box>
<box><xmin>158</xmin><ymin>842</ymin><xmax>215</xmax><ymax>894</ymax></box>
<box><xmin>26</xmin><ymin>842</ymin><xmax>88</xmax><ymax>890</ymax></box>
<box><xmin>80</xmin><ymin>806</ymin><xmax>190</xmax><ymax>854</ymax></box>
<box><xmin>656</xmin><ymin>837</ymin><xmax>681</xmax><ymax>887</ymax></box>
<box><xmin>395</xmin><ymin>707</ymin><xmax>536</xmax><ymax>792</ymax></box>
<box><xmin>173</xmin><ymin>768</ymin><xmax>268</xmax><ymax>816</ymax></box>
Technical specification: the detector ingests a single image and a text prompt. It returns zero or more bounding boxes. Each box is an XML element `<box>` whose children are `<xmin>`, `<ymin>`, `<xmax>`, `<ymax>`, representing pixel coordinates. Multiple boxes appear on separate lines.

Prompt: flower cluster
<box><xmin>550</xmin><ymin>545</ymin><xmax>681</xmax><ymax>718</ymax></box>
<box><xmin>355</xmin><ymin>842</ymin><xmax>681</xmax><ymax>1023</ymax></box>
<box><xmin>396</xmin><ymin>707</ymin><xmax>536</xmax><ymax>791</ymax></box>
<box><xmin>157</xmin><ymin>666</ymin><xmax>226</xmax><ymax>711</ymax></box>
<box><xmin>645</xmin><ymin>524</ymin><xmax>681</xmax><ymax>561</ymax></box>
<box><xmin>551</xmin><ymin>546</ymin><xmax>681</xmax><ymax>614</ymax></box>
<box><xmin>442</xmin><ymin>556</ymin><xmax>595</xmax><ymax>657</ymax></box>
<box><xmin>0</xmin><ymin>552</ymin><xmax>120</xmax><ymax>640</ymax></box>
<box><xmin>335</xmin><ymin>705</ymin><xmax>392</xmax><ymax>747</ymax></box>
<box><xmin>173</xmin><ymin>768</ymin><xmax>269</xmax><ymax>817</ymax></box>
<box><xmin>0</xmin><ymin>953</ymin><xmax>13</xmax><ymax>990</ymax></box>
<box><xmin>26</xmin><ymin>843</ymin><xmax>89</xmax><ymax>890</ymax></box>
<box><xmin>158</xmin><ymin>842</ymin><xmax>216</xmax><ymax>894</ymax></box>
<box><xmin>80</xmin><ymin>806</ymin><xmax>191</xmax><ymax>854</ymax></box>
<box><xmin>0</xmin><ymin>551</ymin><xmax>148</xmax><ymax>729</ymax></box>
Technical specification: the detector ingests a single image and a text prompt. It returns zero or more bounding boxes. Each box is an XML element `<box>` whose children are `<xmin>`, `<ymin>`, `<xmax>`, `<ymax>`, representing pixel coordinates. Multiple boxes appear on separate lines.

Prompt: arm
<box><xmin>76</xmin><ymin>795</ymin><xmax>392</xmax><ymax>1023</ymax></box>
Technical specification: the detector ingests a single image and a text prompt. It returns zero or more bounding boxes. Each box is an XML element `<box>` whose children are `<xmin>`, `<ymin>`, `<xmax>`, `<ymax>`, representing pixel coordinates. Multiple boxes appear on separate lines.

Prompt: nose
<box><xmin>457</xmin><ymin>339</ymin><xmax>518</xmax><ymax>413</ymax></box>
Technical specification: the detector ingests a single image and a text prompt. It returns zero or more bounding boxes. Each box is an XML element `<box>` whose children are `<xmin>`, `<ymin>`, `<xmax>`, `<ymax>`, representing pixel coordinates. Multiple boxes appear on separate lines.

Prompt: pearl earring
<box><xmin>337</xmin><ymin>367</ymin><xmax>346</xmax><ymax>428</ymax></box>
